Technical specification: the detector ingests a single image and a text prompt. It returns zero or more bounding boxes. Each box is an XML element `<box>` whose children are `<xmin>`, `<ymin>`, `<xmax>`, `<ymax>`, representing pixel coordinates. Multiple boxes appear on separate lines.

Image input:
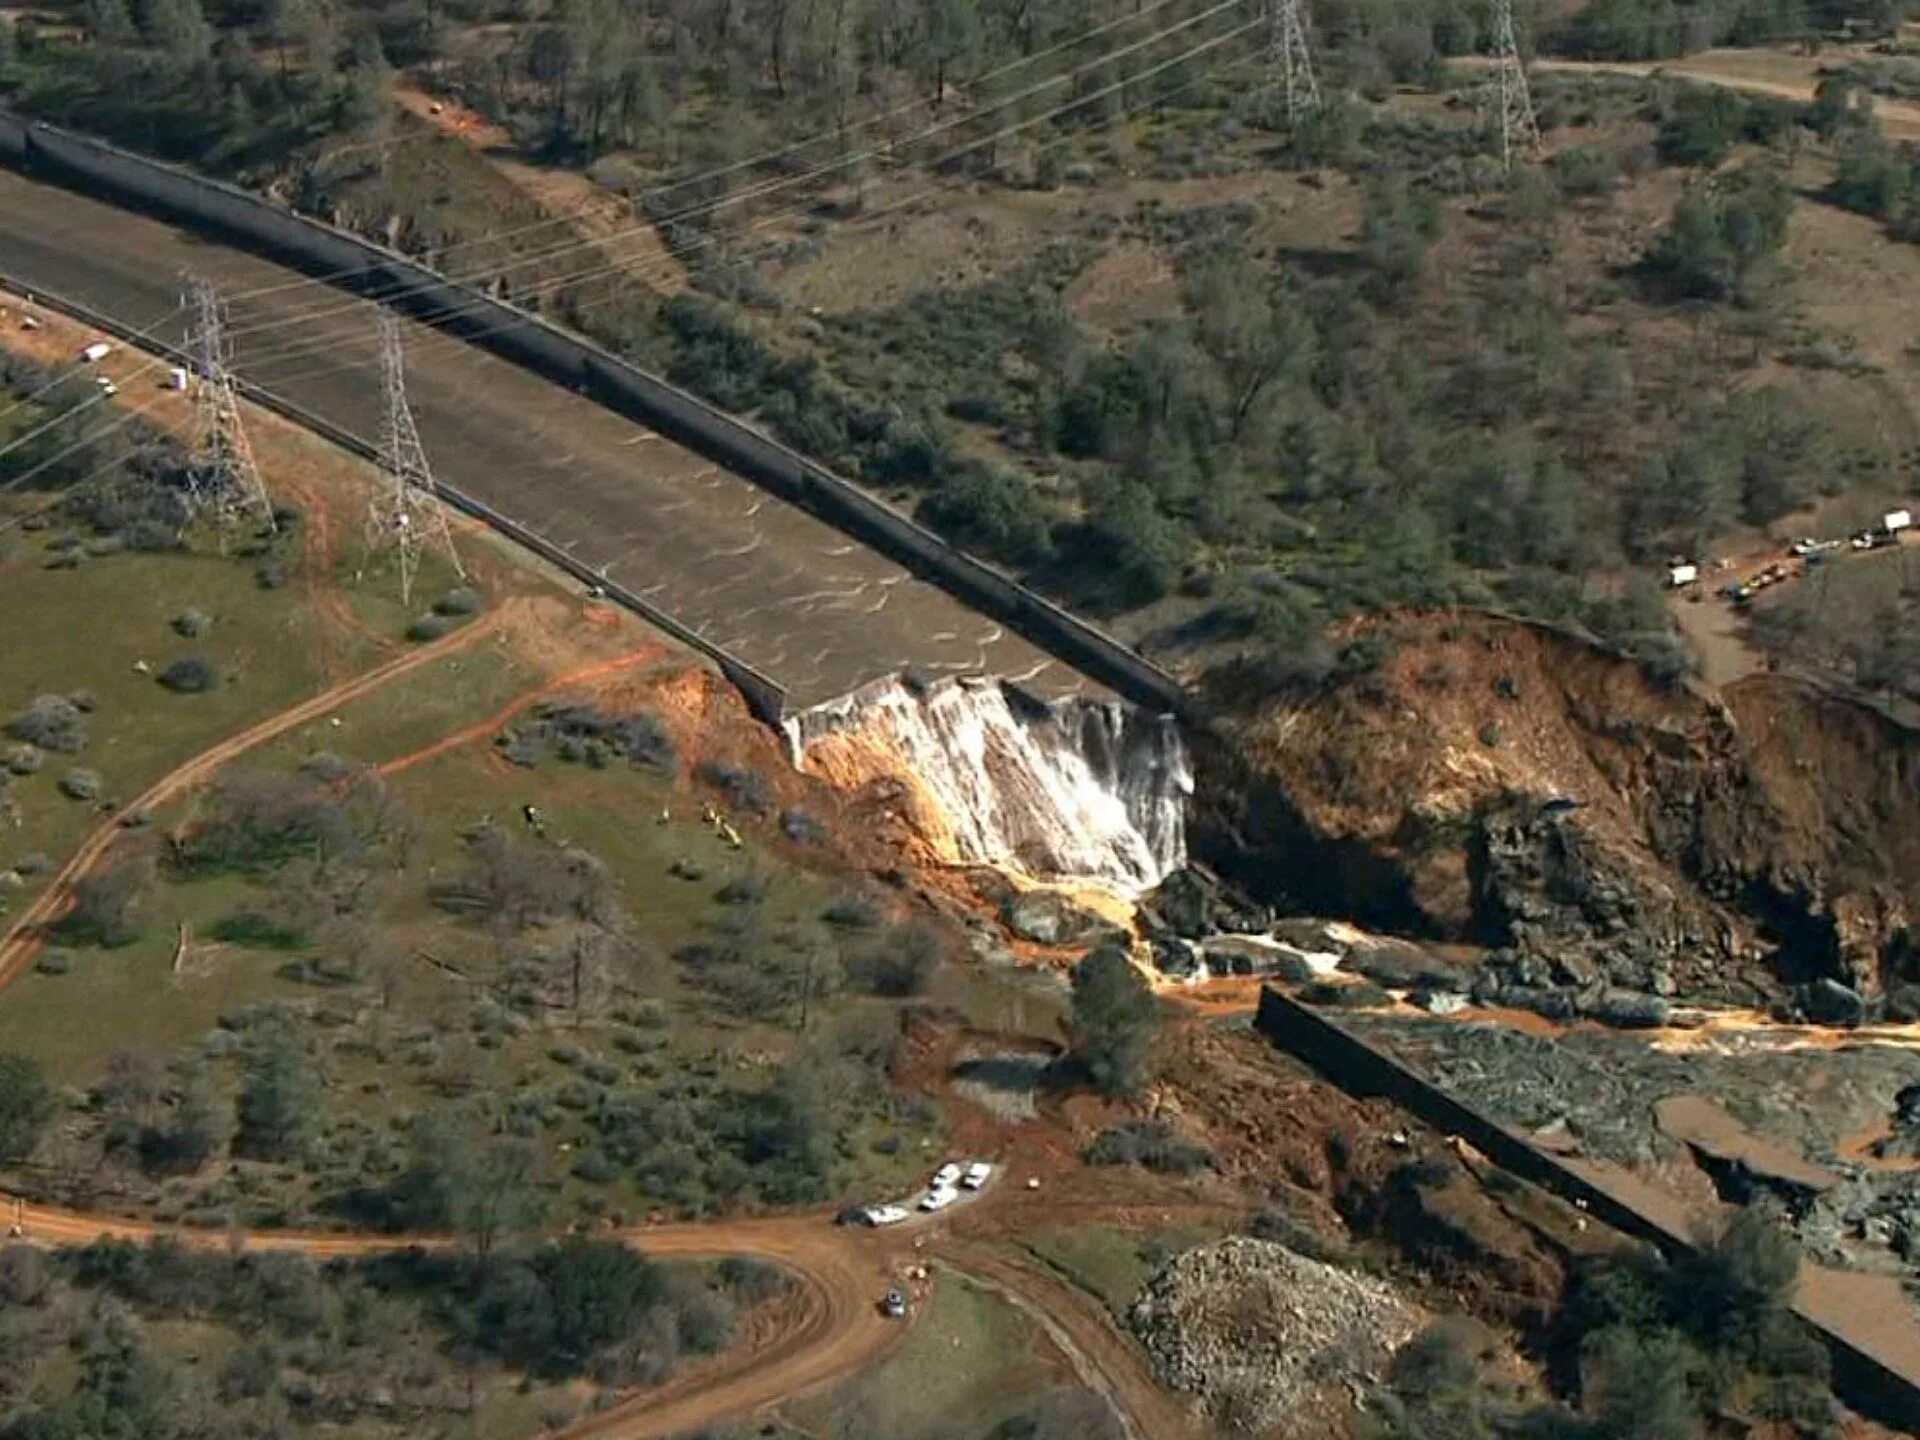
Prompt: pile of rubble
<box><xmin>1130</xmin><ymin>1238</ymin><xmax>1421</xmax><ymax>1435</ymax></box>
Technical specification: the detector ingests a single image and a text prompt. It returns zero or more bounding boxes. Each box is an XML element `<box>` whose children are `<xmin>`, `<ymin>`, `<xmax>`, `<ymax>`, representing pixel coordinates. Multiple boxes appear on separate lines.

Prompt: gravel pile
<box><xmin>1130</xmin><ymin>1238</ymin><xmax>1420</xmax><ymax>1434</ymax></box>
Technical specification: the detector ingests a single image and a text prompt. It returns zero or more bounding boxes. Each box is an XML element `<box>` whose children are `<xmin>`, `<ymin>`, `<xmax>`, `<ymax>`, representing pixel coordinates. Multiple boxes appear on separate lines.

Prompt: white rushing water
<box><xmin>784</xmin><ymin>675</ymin><xmax>1192</xmax><ymax>893</ymax></box>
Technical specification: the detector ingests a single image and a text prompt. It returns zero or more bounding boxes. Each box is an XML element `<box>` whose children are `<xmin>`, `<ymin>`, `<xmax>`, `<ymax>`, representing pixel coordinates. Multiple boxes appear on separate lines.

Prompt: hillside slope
<box><xmin>1195</xmin><ymin>614</ymin><xmax>1920</xmax><ymax>1007</ymax></box>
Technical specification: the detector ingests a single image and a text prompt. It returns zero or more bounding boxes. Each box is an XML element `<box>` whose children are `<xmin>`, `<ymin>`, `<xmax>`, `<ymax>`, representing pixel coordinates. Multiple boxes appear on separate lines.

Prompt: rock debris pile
<box><xmin>1130</xmin><ymin>1238</ymin><xmax>1420</xmax><ymax>1434</ymax></box>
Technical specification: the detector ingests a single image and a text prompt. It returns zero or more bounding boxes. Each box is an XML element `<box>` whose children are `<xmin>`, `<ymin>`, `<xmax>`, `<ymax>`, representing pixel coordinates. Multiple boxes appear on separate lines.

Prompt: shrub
<box><xmin>843</xmin><ymin>922</ymin><xmax>941</xmax><ymax>997</ymax></box>
<box><xmin>406</xmin><ymin>613</ymin><xmax>456</xmax><ymax>642</ymax></box>
<box><xmin>715</xmin><ymin>874</ymin><xmax>768</xmax><ymax>905</ymax></box>
<box><xmin>172</xmin><ymin>609</ymin><xmax>210</xmax><ymax>637</ymax></box>
<box><xmin>780</xmin><ymin>807</ymin><xmax>827</xmax><ymax>844</ymax></box>
<box><xmin>33</xmin><ymin>952</ymin><xmax>70</xmax><ymax>976</ymax></box>
<box><xmin>433</xmin><ymin>586</ymin><xmax>483</xmax><ymax>616</ymax></box>
<box><xmin>58</xmin><ymin>768</ymin><xmax>102</xmax><ymax>801</ymax></box>
<box><xmin>0</xmin><ymin>1054</ymin><xmax>56</xmax><ymax>1162</ymax></box>
<box><xmin>694</xmin><ymin>759</ymin><xmax>772</xmax><ymax>816</ymax></box>
<box><xmin>4</xmin><ymin>746</ymin><xmax>43</xmax><ymax>776</ymax></box>
<box><xmin>821</xmin><ymin>892</ymin><xmax>882</xmax><ymax>928</ymax></box>
<box><xmin>921</xmin><ymin>464</ymin><xmax>1055</xmax><ymax>566</ymax></box>
<box><xmin>210</xmin><ymin>909</ymin><xmax>308</xmax><ymax>949</ymax></box>
<box><xmin>54</xmin><ymin>856</ymin><xmax>151</xmax><ymax>947</ymax></box>
<box><xmin>1068</xmin><ymin>946</ymin><xmax>1161</xmax><ymax>1097</ymax></box>
<box><xmin>157</xmin><ymin>656</ymin><xmax>219</xmax><ymax>693</ymax></box>
<box><xmin>1083</xmin><ymin>1119</ymin><xmax>1213</xmax><ymax>1174</ymax></box>
<box><xmin>6</xmin><ymin>695</ymin><xmax>87</xmax><ymax>753</ymax></box>
<box><xmin>1643</xmin><ymin>166</ymin><xmax>1794</xmax><ymax>303</ymax></box>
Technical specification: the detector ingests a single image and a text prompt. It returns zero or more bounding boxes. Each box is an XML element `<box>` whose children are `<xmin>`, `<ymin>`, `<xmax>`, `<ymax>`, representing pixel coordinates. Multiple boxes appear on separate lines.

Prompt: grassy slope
<box><xmin>780</xmin><ymin>1274</ymin><xmax>1072</xmax><ymax>1439</ymax></box>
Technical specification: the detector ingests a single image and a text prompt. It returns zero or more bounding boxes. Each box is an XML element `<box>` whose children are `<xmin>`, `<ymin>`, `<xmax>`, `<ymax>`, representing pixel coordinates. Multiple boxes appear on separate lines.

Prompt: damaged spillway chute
<box><xmin>783</xmin><ymin>674</ymin><xmax>1192</xmax><ymax>893</ymax></box>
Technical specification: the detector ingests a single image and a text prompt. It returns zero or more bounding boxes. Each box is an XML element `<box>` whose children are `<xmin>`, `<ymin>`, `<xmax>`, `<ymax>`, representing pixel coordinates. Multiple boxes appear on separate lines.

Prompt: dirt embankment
<box><xmin>1192</xmin><ymin>614</ymin><xmax>1920</xmax><ymax>1005</ymax></box>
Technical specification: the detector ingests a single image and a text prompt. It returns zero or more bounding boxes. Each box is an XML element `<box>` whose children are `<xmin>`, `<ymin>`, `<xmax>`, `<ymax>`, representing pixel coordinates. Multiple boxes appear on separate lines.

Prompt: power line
<box><xmin>0</xmin><ymin>10</ymin><xmax>1263</xmax><ymax>481</ymax></box>
<box><xmin>1</xmin><ymin>24</ymin><xmax>1264</xmax><ymax>526</ymax></box>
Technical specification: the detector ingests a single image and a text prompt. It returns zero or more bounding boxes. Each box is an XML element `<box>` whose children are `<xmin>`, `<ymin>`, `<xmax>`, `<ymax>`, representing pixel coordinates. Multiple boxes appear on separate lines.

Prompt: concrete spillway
<box><xmin>786</xmin><ymin>676</ymin><xmax>1192</xmax><ymax>892</ymax></box>
<box><xmin>0</xmin><ymin>165</ymin><xmax>1092</xmax><ymax>710</ymax></box>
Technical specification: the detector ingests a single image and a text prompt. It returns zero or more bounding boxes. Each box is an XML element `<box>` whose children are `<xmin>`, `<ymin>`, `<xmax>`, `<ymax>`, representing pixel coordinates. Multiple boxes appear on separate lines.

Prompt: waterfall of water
<box><xmin>784</xmin><ymin>675</ymin><xmax>1192</xmax><ymax>893</ymax></box>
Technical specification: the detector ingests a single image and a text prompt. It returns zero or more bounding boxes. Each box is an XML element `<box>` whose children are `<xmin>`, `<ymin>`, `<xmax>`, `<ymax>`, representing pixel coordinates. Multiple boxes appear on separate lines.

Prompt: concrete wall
<box><xmin>1253</xmin><ymin>987</ymin><xmax>1920</xmax><ymax>1430</ymax></box>
<box><xmin>9</xmin><ymin>118</ymin><xmax>1193</xmax><ymax>719</ymax></box>
<box><xmin>3</xmin><ymin>271</ymin><xmax>791</xmax><ymax>725</ymax></box>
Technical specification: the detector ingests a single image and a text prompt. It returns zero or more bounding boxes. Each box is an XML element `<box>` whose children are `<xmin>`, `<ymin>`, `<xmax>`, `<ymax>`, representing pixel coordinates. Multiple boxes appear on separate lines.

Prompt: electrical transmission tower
<box><xmin>1267</xmin><ymin>0</ymin><xmax>1320</xmax><ymax>124</ymax></box>
<box><xmin>185</xmin><ymin>277</ymin><xmax>274</xmax><ymax>542</ymax></box>
<box><xmin>1485</xmin><ymin>0</ymin><xmax>1541</xmax><ymax>172</ymax></box>
<box><xmin>366</xmin><ymin>310</ymin><xmax>461</xmax><ymax>607</ymax></box>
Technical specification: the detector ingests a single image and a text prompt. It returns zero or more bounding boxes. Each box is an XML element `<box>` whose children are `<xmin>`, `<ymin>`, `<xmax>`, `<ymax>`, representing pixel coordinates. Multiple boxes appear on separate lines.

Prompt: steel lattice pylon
<box><xmin>1267</xmin><ymin>0</ymin><xmax>1320</xmax><ymax>124</ymax></box>
<box><xmin>184</xmin><ymin>277</ymin><xmax>274</xmax><ymax>544</ymax></box>
<box><xmin>1485</xmin><ymin>0</ymin><xmax>1541</xmax><ymax>172</ymax></box>
<box><xmin>365</xmin><ymin>310</ymin><xmax>462</xmax><ymax>607</ymax></box>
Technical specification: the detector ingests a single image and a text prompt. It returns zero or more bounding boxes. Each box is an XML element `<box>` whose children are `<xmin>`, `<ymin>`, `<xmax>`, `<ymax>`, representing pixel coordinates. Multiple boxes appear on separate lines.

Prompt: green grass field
<box><xmin>1022</xmin><ymin>1222</ymin><xmax>1226</xmax><ymax>1321</ymax></box>
<box><xmin>781</xmin><ymin>1274</ymin><xmax>1071</xmax><ymax>1439</ymax></box>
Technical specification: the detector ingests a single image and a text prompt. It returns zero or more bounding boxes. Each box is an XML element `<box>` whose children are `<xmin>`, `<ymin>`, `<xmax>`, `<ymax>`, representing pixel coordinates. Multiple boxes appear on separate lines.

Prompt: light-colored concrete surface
<box><xmin>0</xmin><ymin>166</ymin><xmax>1095</xmax><ymax>710</ymax></box>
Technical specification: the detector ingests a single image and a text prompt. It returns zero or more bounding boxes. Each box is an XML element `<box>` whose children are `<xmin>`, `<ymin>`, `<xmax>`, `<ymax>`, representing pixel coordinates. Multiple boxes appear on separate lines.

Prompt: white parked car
<box><xmin>962</xmin><ymin>1161</ymin><xmax>993</xmax><ymax>1190</ymax></box>
<box><xmin>80</xmin><ymin>342</ymin><xmax>112</xmax><ymax>363</ymax></box>
<box><xmin>931</xmin><ymin>1161</ymin><xmax>964</xmax><ymax>1190</ymax></box>
<box><xmin>863</xmin><ymin>1204</ymin><xmax>909</xmax><ymax>1227</ymax></box>
<box><xmin>919</xmin><ymin>1186</ymin><xmax>959</xmax><ymax>1213</ymax></box>
<box><xmin>94</xmin><ymin>378</ymin><xmax>117</xmax><ymax>397</ymax></box>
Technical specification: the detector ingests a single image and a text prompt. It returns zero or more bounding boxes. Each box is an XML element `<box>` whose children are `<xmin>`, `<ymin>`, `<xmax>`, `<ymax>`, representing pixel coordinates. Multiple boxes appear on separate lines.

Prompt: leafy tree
<box><xmin>1643</xmin><ymin>165</ymin><xmax>1794</xmax><ymax>303</ymax></box>
<box><xmin>140</xmin><ymin>0</ymin><xmax>211</xmax><ymax>65</ymax></box>
<box><xmin>1807</xmin><ymin>73</ymin><xmax>1872</xmax><ymax>139</ymax></box>
<box><xmin>534</xmin><ymin>1237</ymin><xmax>662</xmax><ymax>1369</ymax></box>
<box><xmin>1359</xmin><ymin>175</ymin><xmax>1440</xmax><ymax>308</ymax></box>
<box><xmin>54</xmin><ymin>857</ymin><xmax>153</xmax><ymax>949</ymax></box>
<box><xmin>234</xmin><ymin>1015</ymin><xmax>317</xmax><ymax>1161</ymax></box>
<box><xmin>922</xmin><ymin>464</ymin><xmax>1054</xmax><ymax>565</ymax></box>
<box><xmin>1655</xmin><ymin>85</ymin><xmax>1748</xmax><ymax>167</ymax></box>
<box><xmin>391</xmin><ymin>1110</ymin><xmax>549</xmax><ymax>1255</ymax></box>
<box><xmin>922</xmin><ymin>0</ymin><xmax>980</xmax><ymax>100</ymax></box>
<box><xmin>0</xmin><ymin>1055</ymin><xmax>55</xmax><ymax>1163</ymax></box>
<box><xmin>1670</xmin><ymin>1209</ymin><xmax>1800</xmax><ymax>1353</ymax></box>
<box><xmin>1067</xmin><ymin>945</ymin><xmax>1160</xmax><ymax>1097</ymax></box>
<box><xmin>1186</xmin><ymin>248</ymin><xmax>1314</xmax><ymax>442</ymax></box>
<box><xmin>1585</xmin><ymin>1327</ymin><xmax>1698</xmax><ymax>1440</ymax></box>
<box><xmin>82</xmin><ymin>0</ymin><xmax>136</xmax><ymax>44</ymax></box>
<box><xmin>1831</xmin><ymin>123</ymin><xmax>1914</xmax><ymax>221</ymax></box>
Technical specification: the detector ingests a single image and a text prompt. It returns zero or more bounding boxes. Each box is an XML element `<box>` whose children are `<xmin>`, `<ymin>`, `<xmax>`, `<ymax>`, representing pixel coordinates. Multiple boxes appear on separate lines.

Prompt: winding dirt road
<box><xmin>0</xmin><ymin>606</ymin><xmax>507</xmax><ymax>990</ymax></box>
<box><xmin>2</xmin><ymin>1193</ymin><xmax>904</xmax><ymax>1440</ymax></box>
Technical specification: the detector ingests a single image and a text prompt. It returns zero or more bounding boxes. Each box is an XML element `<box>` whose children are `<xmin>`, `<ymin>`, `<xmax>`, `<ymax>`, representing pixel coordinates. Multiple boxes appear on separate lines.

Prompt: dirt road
<box><xmin>3</xmin><ymin>1191</ymin><xmax>905</xmax><ymax>1440</ymax></box>
<box><xmin>1531</xmin><ymin>48</ymin><xmax>1920</xmax><ymax>139</ymax></box>
<box><xmin>0</xmin><ymin>606</ymin><xmax>505</xmax><ymax>989</ymax></box>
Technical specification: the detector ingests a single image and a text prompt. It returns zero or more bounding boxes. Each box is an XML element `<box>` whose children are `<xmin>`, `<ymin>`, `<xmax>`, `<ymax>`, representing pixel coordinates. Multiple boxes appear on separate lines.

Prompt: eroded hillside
<box><xmin>1196</xmin><ymin>613</ymin><xmax>1920</xmax><ymax>1007</ymax></box>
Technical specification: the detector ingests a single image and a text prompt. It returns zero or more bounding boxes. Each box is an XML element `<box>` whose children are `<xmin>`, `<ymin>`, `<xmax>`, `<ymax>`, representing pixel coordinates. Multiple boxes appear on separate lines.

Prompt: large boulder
<box><xmin>1145</xmin><ymin>866</ymin><xmax>1215</xmax><ymax>939</ymax></box>
<box><xmin>1200</xmin><ymin>934</ymin><xmax>1321</xmax><ymax>982</ymax></box>
<box><xmin>1004</xmin><ymin>889</ymin><xmax>1108</xmax><ymax>946</ymax></box>
<box><xmin>1592</xmin><ymin>989</ymin><xmax>1671</xmax><ymax>1030</ymax></box>
<box><xmin>1799</xmin><ymin>978</ymin><xmax>1869</xmax><ymax>1028</ymax></box>
<box><xmin>1338</xmin><ymin>937</ymin><xmax>1471</xmax><ymax>993</ymax></box>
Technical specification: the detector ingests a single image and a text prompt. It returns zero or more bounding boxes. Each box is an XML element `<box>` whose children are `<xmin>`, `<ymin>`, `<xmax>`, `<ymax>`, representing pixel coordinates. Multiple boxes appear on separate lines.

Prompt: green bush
<box><xmin>406</xmin><ymin>613</ymin><xmax>456</xmax><ymax>642</ymax></box>
<box><xmin>921</xmin><ymin>464</ymin><xmax>1054</xmax><ymax>566</ymax></box>
<box><xmin>156</xmin><ymin>656</ymin><xmax>219</xmax><ymax>693</ymax></box>
<box><xmin>1082</xmin><ymin>1119</ymin><xmax>1212</xmax><ymax>1174</ymax></box>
